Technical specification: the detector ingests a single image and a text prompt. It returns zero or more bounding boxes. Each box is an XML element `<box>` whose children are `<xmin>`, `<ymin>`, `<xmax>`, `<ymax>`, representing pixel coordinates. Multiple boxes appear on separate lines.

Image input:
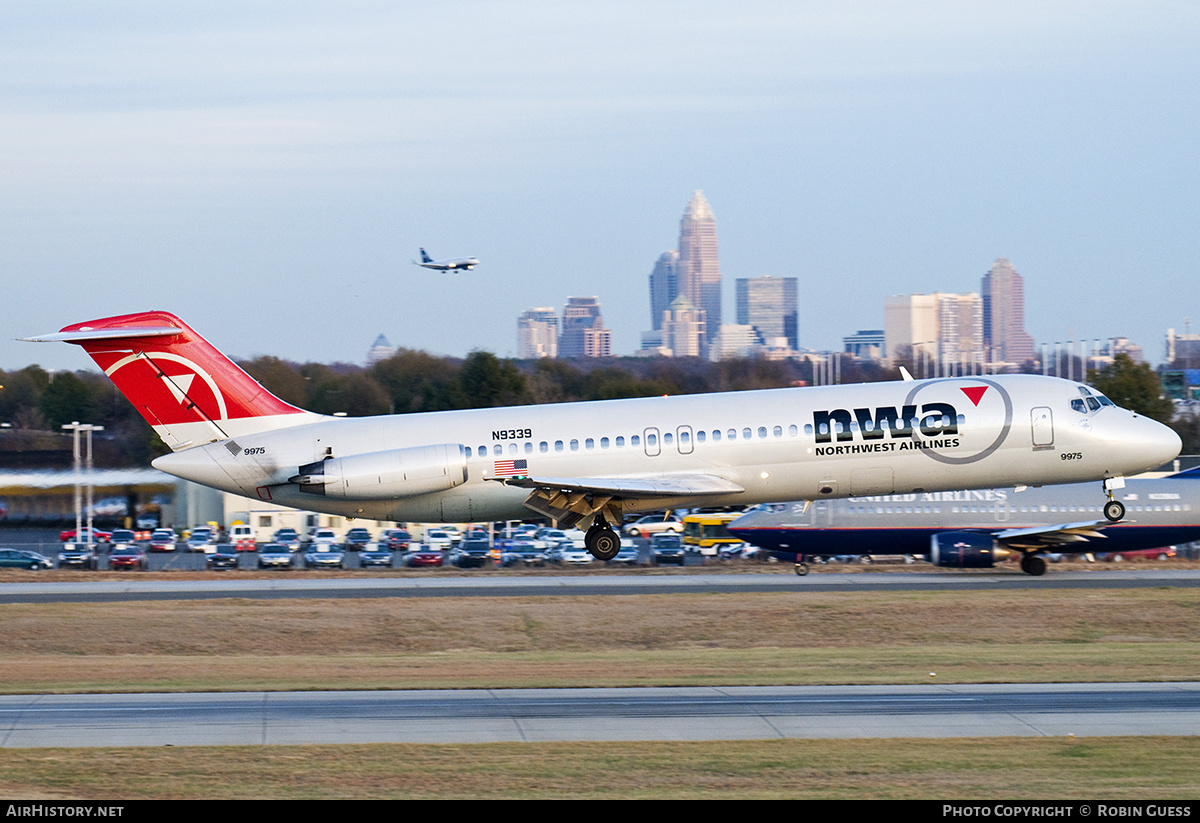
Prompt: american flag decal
<box><xmin>493</xmin><ymin>459</ymin><xmax>528</xmax><ymax>477</ymax></box>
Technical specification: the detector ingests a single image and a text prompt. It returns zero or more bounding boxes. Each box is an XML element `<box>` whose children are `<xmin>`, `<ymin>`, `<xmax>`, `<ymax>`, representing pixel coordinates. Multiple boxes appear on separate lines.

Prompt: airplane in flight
<box><xmin>412</xmin><ymin>248</ymin><xmax>479</xmax><ymax>271</ymax></box>
<box><xmin>728</xmin><ymin>468</ymin><xmax>1200</xmax><ymax>576</ymax></box>
<box><xmin>25</xmin><ymin>311</ymin><xmax>1181</xmax><ymax>561</ymax></box>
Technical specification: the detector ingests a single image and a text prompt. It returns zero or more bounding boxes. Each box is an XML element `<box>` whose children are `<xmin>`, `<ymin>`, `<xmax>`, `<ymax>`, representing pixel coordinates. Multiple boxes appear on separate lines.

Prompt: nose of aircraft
<box><xmin>1099</xmin><ymin>411</ymin><xmax>1182</xmax><ymax>475</ymax></box>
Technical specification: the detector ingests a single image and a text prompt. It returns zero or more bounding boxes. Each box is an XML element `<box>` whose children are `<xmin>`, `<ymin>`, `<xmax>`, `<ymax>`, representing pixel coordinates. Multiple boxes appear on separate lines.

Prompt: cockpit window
<box><xmin>1072</xmin><ymin>386</ymin><xmax>1116</xmax><ymax>413</ymax></box>
<box><xmin>1086</xmin><ymin>397</ymin><xmax>1101</xmax><ymax>411</ymax></box>
<box><xmin>1071</xmin><ymin>399</ymin><xmax>1086</xmax><ymax>413</ymax></box>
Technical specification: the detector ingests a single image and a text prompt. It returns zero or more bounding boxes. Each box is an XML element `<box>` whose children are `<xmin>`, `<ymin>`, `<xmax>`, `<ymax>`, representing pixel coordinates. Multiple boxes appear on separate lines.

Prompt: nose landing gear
<box><xmin>1102</xmin><ymin>477</ymin><xmax>1126</xmax><ymax>522</ymax></box>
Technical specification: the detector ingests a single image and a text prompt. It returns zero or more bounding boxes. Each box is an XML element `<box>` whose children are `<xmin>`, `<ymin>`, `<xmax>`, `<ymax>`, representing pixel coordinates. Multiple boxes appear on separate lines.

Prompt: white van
<box><xmin>230</xmin><ymin>524</ymin><xmax>256</xmax><ymax>551</ymax></box>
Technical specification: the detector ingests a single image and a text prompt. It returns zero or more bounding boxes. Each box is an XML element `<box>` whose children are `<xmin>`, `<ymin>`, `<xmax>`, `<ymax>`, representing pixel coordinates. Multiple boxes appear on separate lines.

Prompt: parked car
<box><xmin>547</xmin><ymin>543</ymin><xmax>594</xmax><ymax>565</ymax></box>
<box><xmin>148</xmin><ymin>528</ymin><xmax>178</xmax><ymax>552</ymax></box>
<box><xmin>58</xmin><ymin>528</ymin><xmax>112</xmax><ymax>544</ymax></box>
<box><xmin>186</xmin><ymin>527</ymin><xmax>216</xmax><ymax>553</ymax></box>
<box><xmin>608</xmin><ymin>545</ymin><xmax>641</xmax><ymax>566</ymax></box>
<box><xmin>206</xmin><ymin>548</ymin><xmax>239</xmax><ymax>570</ymax></box>
<box><xmin>0</xmin><ymin>548</ymin><xmax>54</xmax><ymax>570</ymax></box>
<box><xmin>358</xmin><ymin>545</ymin><xmax>393</xmax><ymax>569</ymax></box>
<box><xmin>57</xmin><ymin>544</ymin><xmax>99</xmax><ymax>570</ymax></box>
<box><xmin>301</xmin><ymin>543</ymin><xmax>345</xmax><ymax>569</ymax></box>
<box><xmin>272</xmin><ymin>528</ymin><xmax>301</xmax><ymax>551</ymax></box>
<box><xmin>423</xmin><ymin>529</ymin><xmax>454</xmax><ymax>551</ymax></box>
<box><xmin>343</xmin><ymin>527</ymin><xmax>373</xmax><ymax>551</ymax></box>
<box><xmin>448</xmin><ymin>538</ymin><xmax>493</xmax><ymax>568</ymax></box>
<box><xmin>623</xmin><ymin>514</ymin><xmax>683</xmax><ymax>538</ymax></box>
<box><xmin>649</xmin><ymin>533</ymin><xmax>686</xmax><ymax>565</ymax></box>
<box><xmin>383</xmin><ymin>529</ymin><xmax>412</xmax><ymax>552</ymax></box>
<box><xmin>107</xmin><ymin>546</ymin><xmax>148</xmax><ymax>571</ymax></box>
<box><xmin>256</xmin><ymin>543</ymin><xmax>295</xmax><ymax>570</ymax></box>
<box><xmin>109</xmin><ymin>529</ymin><xmax>138</xmax><ymax>546</ymax></box>
<box><xmin>307</xmin><ymin>528</ymin><xmax>339</xmax><ymax>549</ymax></box>
<box><xmin>500</xmin><ymin>540</ymin><xmax>546</xmax><ymax>567</ymax></box>
<box><xmin>404</xmin><ymin>548</ymin><xmax>445</xmax><ymax>567</ymax></box>
<box><xmin>1100</xmin><ymin>547</ymin><xmax>1177</xmax><ymax>562</ymax></box>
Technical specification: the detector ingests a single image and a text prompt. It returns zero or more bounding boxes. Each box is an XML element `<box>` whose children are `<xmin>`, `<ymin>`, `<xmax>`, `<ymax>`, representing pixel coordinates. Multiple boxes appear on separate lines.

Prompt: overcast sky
<box><xmin>3</xmin><ymin>1</ymin><xmax>1197</xmax><ymax>373</ymax></box>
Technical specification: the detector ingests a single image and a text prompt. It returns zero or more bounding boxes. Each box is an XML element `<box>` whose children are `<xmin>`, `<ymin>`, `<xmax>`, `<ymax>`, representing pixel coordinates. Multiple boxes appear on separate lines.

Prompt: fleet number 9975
<box><xmin>1060</xmin><ymin>452</ymin><xmax>1083</xmax><ymax>460</ymax></box>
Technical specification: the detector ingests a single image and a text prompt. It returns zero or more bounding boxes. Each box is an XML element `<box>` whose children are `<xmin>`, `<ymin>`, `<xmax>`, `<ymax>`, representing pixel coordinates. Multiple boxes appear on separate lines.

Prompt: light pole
<box><xmin>62</xmin><ymin>422</ymin><xmax>104</xmax><ymax>546</ymax></box>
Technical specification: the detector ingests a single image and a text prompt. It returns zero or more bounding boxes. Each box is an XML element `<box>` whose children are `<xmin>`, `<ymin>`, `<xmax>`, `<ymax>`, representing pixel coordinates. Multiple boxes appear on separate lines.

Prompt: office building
<box><xmin>648</xmin><ymin>251</ymin><xmax>679</xmax><ymax>331</ymax></box>
<box><xmin>661</xmin><ymin>295</ymin><xmax>707</xmax><ymax>358</ymax></box>
<box><xmin>885</xmin><ymin>292</ymin><xmax>983</xmax><ymax>374</ymax></box>
<box><xmin>736</xmin><ymin>276</ymin><xmax>798</xmax><ymax>350</ymax></box>
<box><xmin>366</xmin><ymin>334</ymin><xmax>395</xmax><ymax>366</ymax></box>
<box><xmin>982</xmin><ymin>258</ymin><xmax>1035</xmax><ymax>366</ymax></box>
<box><xmin>517</xmin><ymin>308</ymin><xmax>558</xmax><ymax>359</ymax></box>
<box><xmin>559</xmin><ymin>297</ymin><xmax>612</xmax><ymax>358</ymax></box>
<box><xmin>676</xmin><ymin>190</ymin><xmax>721</xmax><ymax>347</ymax></box>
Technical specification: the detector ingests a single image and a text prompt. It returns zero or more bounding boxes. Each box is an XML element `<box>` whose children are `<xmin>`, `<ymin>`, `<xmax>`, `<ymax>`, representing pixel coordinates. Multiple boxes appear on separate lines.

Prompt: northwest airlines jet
<box><xmin>26</xmin><ymin>312</ymin><xmax>1181</xmax><ymax>560</ymax></box>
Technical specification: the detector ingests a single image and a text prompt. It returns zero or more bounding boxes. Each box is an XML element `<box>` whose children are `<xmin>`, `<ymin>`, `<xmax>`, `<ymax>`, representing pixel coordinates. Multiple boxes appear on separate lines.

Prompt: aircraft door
<box><xmin>643</xmin><ymin>427</ymin><xmax>661</xmax><ymax>457</ymax></box>
<box><xmin>676</xmin><ymin>426</ymin><xmax>694</xmax><ymax>454</ymax></box>
<box><xmin>1031</xmin><ymin>407</ymin><xmax>1054</xmax><ymax>450</ymax></box>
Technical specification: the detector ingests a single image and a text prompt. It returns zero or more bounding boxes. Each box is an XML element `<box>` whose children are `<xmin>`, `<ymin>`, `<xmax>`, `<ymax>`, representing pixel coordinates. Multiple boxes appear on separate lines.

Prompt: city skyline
<box><xmin>2</xmin><ymin>4</ymin><xmax>1195</xmax><ymax>372</ymax></box>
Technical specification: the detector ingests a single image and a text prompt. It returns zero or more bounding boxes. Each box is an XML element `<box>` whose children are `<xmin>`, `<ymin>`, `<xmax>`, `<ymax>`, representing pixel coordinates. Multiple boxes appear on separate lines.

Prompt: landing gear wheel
<box><xmin>1020</xmin><ymin>555</ymin><xmax>1047</xmax><ymax>577</ymax></box>
<box><xmin>794</xmin><ymin>562</ymin><xmax>809</xmax><ymax>577</ymax></box>
<box><xmin>1104</xmin><ymin>500</ymin><xmax>1125</xmax><ymax>522</ymax></box>
<box><xmin>585</xmin><ymin>527</ymin><xmax>620</xmax><ymax>561</ymax></box>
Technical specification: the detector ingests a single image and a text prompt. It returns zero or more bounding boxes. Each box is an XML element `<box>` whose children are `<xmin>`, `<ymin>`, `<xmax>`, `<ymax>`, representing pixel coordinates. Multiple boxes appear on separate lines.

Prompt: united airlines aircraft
<box><xmin>25</xmin><ymin>312</ymin><xmax>1181</xmax><ymax>560</ymax></box>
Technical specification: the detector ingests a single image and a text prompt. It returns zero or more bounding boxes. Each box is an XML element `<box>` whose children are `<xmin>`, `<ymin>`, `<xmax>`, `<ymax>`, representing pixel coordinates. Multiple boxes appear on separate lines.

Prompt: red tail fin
<box><xmin>44</xmin><ymin>312</ymin><xmax>318</xmax><ymax>449</ymax></box>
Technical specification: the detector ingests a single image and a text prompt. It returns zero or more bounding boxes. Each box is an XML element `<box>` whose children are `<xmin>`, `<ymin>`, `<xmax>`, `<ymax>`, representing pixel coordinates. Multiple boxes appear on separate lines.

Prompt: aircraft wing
<box><xmin>493</xmin><ymin>473</ymin><xmax>745</xmax><ymax>528</ymax></box>
<box><xmin>992</xmin><ymin>519</ymin><xmax>1116</xmax><ymax>550</ymax></box>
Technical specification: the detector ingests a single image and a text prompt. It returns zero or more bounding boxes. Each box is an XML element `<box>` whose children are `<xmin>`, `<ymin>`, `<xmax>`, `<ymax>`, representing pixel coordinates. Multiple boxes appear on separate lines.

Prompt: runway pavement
<box><xmin>3</xmin><ymin>568</ymin><xmax>1200</xmax><ymax>603</ymax></box>
<box><xmin>2</xmin><ymin>683</ymin><xmax>1199</xmax><ymax>747</ymax></box>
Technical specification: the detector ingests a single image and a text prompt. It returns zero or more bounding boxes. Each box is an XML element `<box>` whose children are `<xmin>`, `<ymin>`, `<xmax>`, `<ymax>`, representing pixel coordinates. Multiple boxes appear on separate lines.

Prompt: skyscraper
<box><xmin>558</xmin><ymin>296</ymin><xmax>612</xmax><ymax>358</ymax></box>
<box><xmin>736</xmin><ymin>276</ymin><xmax>798</xmax><ymax>349</ymax></box>
<box><xmin>517</xmin><ymin>307</ymin><xmax>558</xmax><ymax>359</ymax></box>
<box><xmin>648</xmin><ymin>250</ymin><xmax>679</xmax><ymax>331</ymax></box>
<box><xmin>982</xmin><ymin>258</ymin><xmax>1035</xmax><ymax>367</ymax></box>
<box><xmin>885</xmin><ymin>292</ymin><xmax>983</xmax><ymax>374</ymax></box>
<box><xmin>661</xmin><ymin>294</ymin><xmax>707</xmax><ymax>358</ymax></box>
<box><xmin>676</xmin><ymin>191</ymin><xmax>721</xmax><ymax>348</ymax></box>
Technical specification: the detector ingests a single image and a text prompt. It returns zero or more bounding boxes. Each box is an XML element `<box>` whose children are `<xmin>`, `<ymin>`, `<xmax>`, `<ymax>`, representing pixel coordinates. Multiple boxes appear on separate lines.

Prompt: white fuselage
<box><xmin>152</xmin><ymin>374</ymin><xmax>1181</xmax><ymax>524</ymax></box>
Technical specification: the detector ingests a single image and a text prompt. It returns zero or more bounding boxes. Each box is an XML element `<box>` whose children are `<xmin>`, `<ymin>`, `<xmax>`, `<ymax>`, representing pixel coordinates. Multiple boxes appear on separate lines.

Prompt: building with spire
<box><xmin>676</xmin><ymin>191</ymin><xmax>721</xmax><ymax>350</ymax></box>
<box><xmin>366</xmin><ymin>334</ymin><xmax>396</xmax><ymax>365</ymax></box>
<box><xmin>982</xmin><ymin>258</ymin><xmax>1035</xmax><ymax>367</ymax></box>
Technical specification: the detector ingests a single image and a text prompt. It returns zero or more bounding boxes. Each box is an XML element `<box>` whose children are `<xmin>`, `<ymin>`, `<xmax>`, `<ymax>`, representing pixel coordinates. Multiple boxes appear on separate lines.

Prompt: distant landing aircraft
<box><xmin>413</xmin><ymin>248</ymin><xmax>479</xmax><ymax>271</ymax></box>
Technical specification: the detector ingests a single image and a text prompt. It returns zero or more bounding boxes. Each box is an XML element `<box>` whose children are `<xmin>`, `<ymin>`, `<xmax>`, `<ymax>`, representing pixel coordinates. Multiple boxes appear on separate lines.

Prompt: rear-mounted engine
<box><xmin>289</xmin><ymin>444</ymin><xmax>467</xmax><ymax>499</ymax></box>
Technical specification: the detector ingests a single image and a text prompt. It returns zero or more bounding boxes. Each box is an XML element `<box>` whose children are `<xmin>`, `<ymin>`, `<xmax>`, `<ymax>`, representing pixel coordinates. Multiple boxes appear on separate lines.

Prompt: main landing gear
<box><xmin>1020</xmin><ymin>554</ymin><xmax>1047</xmax><ymax>577</ymax></box>
<box><xmin>585</xmin><ymin>516</ymin><xmax>621</xmax><ymax>561</ymax></box>
<box><xmin>1103</xmin><ymin>477</ymin><xmax>1126</xmax><ymax>522</ymax></box>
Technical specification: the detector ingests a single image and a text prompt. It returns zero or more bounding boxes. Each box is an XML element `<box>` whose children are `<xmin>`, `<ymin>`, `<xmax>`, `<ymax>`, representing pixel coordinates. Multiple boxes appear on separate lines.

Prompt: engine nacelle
<box><xmin>929</xmin><ymin>531</ymin><xmax>998</xmax><ymax>569</ymax></box>
<box><xmin>290</xmin><ymin>444</ymin><xmax>467</xmax><ymax>499</ymax></box>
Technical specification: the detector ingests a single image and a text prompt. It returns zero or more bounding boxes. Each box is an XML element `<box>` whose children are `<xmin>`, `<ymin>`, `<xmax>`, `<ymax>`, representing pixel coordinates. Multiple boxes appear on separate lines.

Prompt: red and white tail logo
<box><xmin>46</xmin><ymin>311</ymin><xmax>316</xmax><ymax>449</ymax></box>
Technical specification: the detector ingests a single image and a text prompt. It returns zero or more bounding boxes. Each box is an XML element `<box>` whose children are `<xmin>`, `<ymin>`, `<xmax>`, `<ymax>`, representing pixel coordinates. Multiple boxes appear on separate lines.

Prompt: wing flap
<box><xmin>994</xmin><ymin>519</ymin><xmax>1116</xmax><ymax>550</ymax></box>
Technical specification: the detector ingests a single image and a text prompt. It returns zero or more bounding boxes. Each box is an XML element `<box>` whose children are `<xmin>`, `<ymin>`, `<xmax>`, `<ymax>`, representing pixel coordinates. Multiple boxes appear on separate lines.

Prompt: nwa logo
<box><xmin>813</xmin><ymin>402</ymin><xmax>960</xmax><ymax>456</ymax></box>
<box><xmin>811</xmin><ymin>380</ymin><xmax>1013</xmax><ymax>464</ymax></box>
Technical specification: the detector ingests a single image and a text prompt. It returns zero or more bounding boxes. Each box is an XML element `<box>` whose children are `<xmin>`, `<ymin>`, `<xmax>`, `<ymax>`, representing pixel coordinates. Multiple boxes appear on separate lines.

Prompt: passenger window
<box><xmin>601</xmin><ymin>437</ymin><xmax>609</xmax><ymax>448</ymax></box>
<box><xmin>524</xmin><ymin>442</ymin><xmax>533</xmax><ymax>454</ymax></box>
<box><xmin>743</xmin><ymin>428</ymin><xmax>752</xmax><ymax>439</ymax></box>
<box><xmin>696</xmin><ymin>431</ymin><xmax>706</xmax><ymax>443</ymax></box>
<box><xmin>773</xmin><ymin>426</ymin><xmax>782</xmax><ymax>438</ymax></box>
<box><xmin>631</xmin><ymin>435</ymin><xmax>640</xmax><ymax>447</ymax></box>
<box><xmin>712</xmin><ymin>430</ymin><xmax>721</xmax><ymax>441</ymax></box>
<box><xmin>758</xmin><ymin>427</ymin><xmax>767</xmax><ymax>439</ymax></box>
<box><xmin>494</xmin><ymin>444</ymin><xmax>503</xmax><ymax>456</ymax></box>
<box><xmin>728</xmin><ymin>429</ymin><xmax>737</xmax><ymax>440</ymax></box>
<box><xmin>570</xmin><ymin>439</ymin><xmax>579</xmax><ymax>451</ymax></box>
<box><xmin>616</xmin><ymin>436</ymin><xmax>625</xmax><ymax>447</ymax></box>
<box><xmin>477</xmin><ymin>446</ymin><xmax>487</xmax><ymax>457</ymax></box>
<box><xmin>555</xmin><ymin>440</ymin><xmax>564</xmax><ymax>452</ymax></box>
<box><xmin>585</xmin><ymin>438</ymin><xmax>594</xmax><ymax>450</ymax></box>
<box><xmin>789</xmin><ymin>425</ymin><xmax>798</xmax><ymax>436</ymax></box>
<box><xmin>540</xmin><ymin>441</ymin><xmax>549</xmax><ymax>453</ymax></box>
<box><xmin>663</xmin><ymin>432</ymin><xmax>673</xmax><ymax>445</ymax></box>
